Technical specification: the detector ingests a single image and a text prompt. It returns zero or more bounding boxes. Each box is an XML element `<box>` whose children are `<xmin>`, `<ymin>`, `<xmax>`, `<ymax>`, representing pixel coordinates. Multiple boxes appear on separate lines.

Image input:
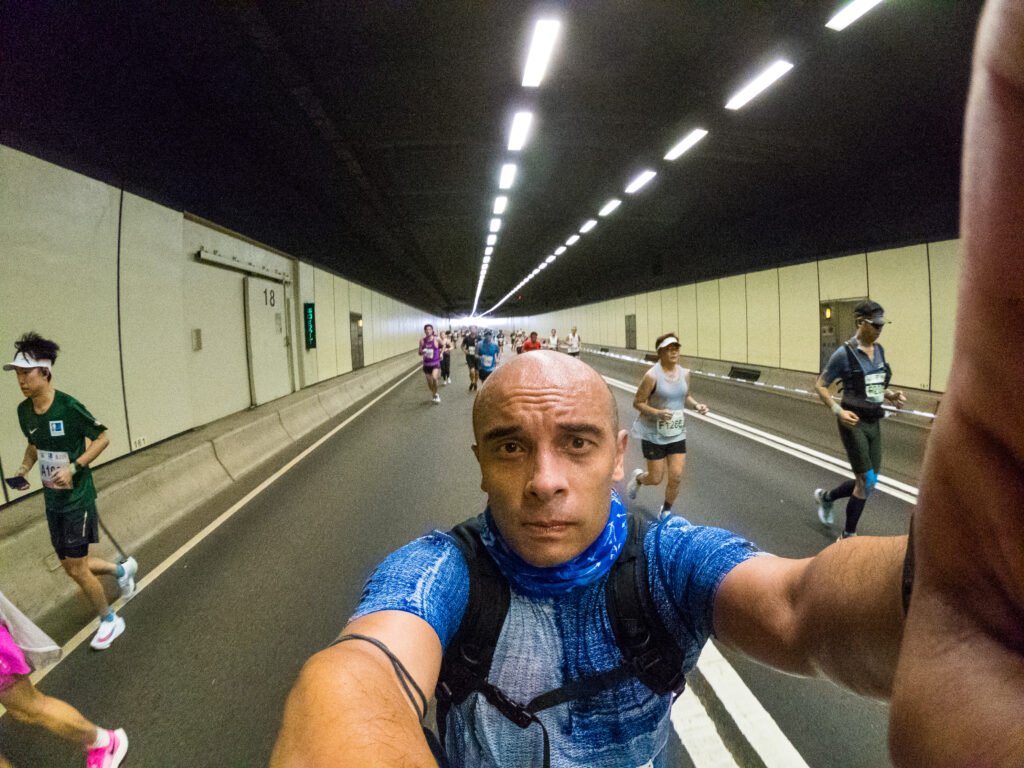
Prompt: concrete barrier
<box><xmin>0</xmin><ymin>352</ymin><xmax>420</xmax><ymax>629</ymax></box>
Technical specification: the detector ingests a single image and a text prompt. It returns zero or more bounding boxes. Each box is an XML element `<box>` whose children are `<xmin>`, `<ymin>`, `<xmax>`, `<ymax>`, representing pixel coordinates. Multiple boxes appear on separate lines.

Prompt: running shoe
<box><xmin>626</xmin><ymin>468</ymin><xmax>644</xmax><ymax>501</ymax></box>
<box><xmin>117</xmin><ymin>556</ymin><xmax>138</xmax><ymax>599</ymax></box>
<box><xmin>86</xmin><ymin>728</ymin><xmax>128</xmax><ymax>768</ymax></box>
<box><xmin>90</xmin><ymin>615</ymin><xmax>125</xmax><ymax>651</ymax></box>
<box><xmin>814</xmin><ymin>488</ymin><xmax>834</xmax><ymax>526</ymax></box>
<box><xmin>432</xmin><ymin>393</ymin><xmax>441</xmax><ymax>404</ymax></box>
<box><xmin>838</xmin><ymin>531</ymin><xmax>857</xmax><ymax>541</ymax></box>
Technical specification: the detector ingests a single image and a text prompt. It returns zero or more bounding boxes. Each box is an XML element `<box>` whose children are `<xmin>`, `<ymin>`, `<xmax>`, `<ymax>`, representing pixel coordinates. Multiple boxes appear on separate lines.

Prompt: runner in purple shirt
<box><xmin>419</xmin><ymin>324</ymin><xmax>443</xmax><ymax>404</ymax></box>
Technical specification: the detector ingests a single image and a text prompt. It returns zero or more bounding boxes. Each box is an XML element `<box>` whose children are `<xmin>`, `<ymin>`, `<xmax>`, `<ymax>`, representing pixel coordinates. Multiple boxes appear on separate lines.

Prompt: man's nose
<box><xmin>526</xmin><ymin>447</ymin><xmax>569</xmax><ymax>500</ymax></box>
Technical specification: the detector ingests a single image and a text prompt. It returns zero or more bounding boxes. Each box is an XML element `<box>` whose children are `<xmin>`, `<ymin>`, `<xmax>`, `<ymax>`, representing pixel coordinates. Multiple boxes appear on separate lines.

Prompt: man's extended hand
<box><xmin>889</xmin><ymin>2</ymin><xmax>1024</xmax><ymax>764</ymax></box>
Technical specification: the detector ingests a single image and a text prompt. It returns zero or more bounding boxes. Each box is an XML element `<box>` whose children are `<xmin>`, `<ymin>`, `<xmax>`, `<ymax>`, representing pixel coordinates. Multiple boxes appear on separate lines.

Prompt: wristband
<box><xmin>69</xmin><ymin>462</ymin><xmax>79</xmax><ymax>477</ymax></box>
<box><xmin>830</xmin><ymin>402</ymin><xmax>843</xmax><ymax>416</ymax></box>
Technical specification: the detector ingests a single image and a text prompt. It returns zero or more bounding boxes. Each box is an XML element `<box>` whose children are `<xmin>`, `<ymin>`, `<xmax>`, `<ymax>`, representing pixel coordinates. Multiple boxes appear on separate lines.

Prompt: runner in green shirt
<box><xmin>4</xmin><ymin>332</ymin><xmax>137</xmax><ymax>651</ymax></box>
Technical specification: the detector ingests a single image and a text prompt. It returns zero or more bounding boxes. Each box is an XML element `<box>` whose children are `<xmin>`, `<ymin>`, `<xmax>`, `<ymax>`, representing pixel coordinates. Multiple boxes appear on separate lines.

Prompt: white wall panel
<box><xmin>745</xmin><ymin>269</ymin><xmax>781</xmax><ymax>369</ymax></box>
<box><xmin>818</xmin><ymin>253</ymin><xmax>868</xmax><ymax>301</ymax></box>
<box><xmin>677</xmin><ymin>285</ymin><xmax>698</xmax><ymax>356</ymax></box>
<box><xmin>314</xmin><ymin>268</ymin><xmax>338</xmax><ymax>380</ymax></box>
<box><xmin>333</xmin><ymin>276</ymin><xmax>353</xmax><ymax>375</ymax></box>
<box><xmin>635</xmin><ymin>293</ymin><xmax>649</xmax><ymax>351</ymax></box>
<box><xmin>119</xmin><ymin>193</ymin><xmax>192</xmax><ymax>447</ymax></box>
<box><xmin>696</xmin><ymin>281</ymin><xmax>721</xmax><ymax>359</ymax></box>
<box><xmin>719</xmin><ymin>275</ymin><xmax>747</xmax><ymax>363</ymax></box>
<box><xmin>646</xmin><ymin>290</ymin><xmax>664</xmax><ymax>343</ymax></box>
<box><xmin>778</xmin><ymin>262</ymin><xmax>820</xmax><ymax>373</ymax></box>
<box><xmin>867</xmin><ymin>244</ymin><xmax>931</xmax><ymax>390</ymax></box>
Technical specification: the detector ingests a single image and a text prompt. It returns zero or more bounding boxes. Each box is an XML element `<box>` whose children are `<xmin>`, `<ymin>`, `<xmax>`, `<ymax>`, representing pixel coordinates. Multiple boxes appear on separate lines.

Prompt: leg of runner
<box><xmin>662</xmin><ymin>453</ymin><xmax>686</xmax><ymax>512</ymax></box>
<box><xmin>60</xmin><ymin>556</ymin><xmax>110</xmax><ymax>619</ymax></box>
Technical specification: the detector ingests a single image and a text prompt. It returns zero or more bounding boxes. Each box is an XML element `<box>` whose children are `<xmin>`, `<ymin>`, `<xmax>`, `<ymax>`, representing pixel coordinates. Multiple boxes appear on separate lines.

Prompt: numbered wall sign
<box><xmin>304</xmin><ymin>303</ymin><xmax>317</xmax><ymax>349</ymax></box>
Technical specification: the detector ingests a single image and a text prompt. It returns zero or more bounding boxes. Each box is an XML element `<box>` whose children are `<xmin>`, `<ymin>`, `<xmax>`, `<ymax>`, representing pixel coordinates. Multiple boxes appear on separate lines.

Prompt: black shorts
<box><xmin>464</xmin><ymin>354</ymin><xmax>477</xmax><ymax>368</ymax></box>
<box><xmin>838</xmin><ymin>418</ymin><xmax>882</xmax><ymax>475</ymax></box>
<box><xmin>423</xmin><ymin>365</ymin><xmax>439</xmax><ymax>375</ymax></box>
<box><xmin>46</xmin><ymin>504</ymin><xmax>99</xmax><ymax>559</ymax></box>
<box><xmin>478</xmin><ymin>369</ymin><xmax>493</xmax><ymax>382</ymax></box>
<box><xmin>641</xmin><ymin>439</ymin><xmax>687</xmax><ymax>460</ymax></box>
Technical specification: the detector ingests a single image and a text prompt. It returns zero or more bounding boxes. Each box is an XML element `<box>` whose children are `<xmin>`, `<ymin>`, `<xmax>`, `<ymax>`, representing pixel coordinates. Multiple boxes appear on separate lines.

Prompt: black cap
<box><xmin>854</xmin><ymin>300</ymin><xmax>887</xmax><ymax>324</ymax></box>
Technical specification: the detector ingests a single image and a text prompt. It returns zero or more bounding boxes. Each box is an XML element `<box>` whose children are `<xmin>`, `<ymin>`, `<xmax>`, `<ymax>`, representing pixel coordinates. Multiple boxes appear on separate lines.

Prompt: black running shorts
<box><xmin>46</xmin><ymin>504</ymin><xmax>99</xmax><ymax>559</ymax></box>
<box><xmin>641</xmin><ymin>439</ymin><xmax>687</xmax><ymax>460</ymax></box>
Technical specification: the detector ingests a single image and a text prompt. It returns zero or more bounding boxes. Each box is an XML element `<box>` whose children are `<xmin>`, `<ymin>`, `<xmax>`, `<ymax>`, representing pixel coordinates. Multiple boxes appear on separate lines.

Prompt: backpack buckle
<box><xmin>481</xmin><ymin>684</ymin><xmax>535</xmax><ymax>729</ymax></box>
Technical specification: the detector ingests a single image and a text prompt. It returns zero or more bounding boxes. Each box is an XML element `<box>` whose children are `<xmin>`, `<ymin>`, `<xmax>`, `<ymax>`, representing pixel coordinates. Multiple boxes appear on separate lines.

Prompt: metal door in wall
<box><xmin>625</xmin><ymin>314</ymin><xmax>637</xmax><ymax>350</ymax></box>
<box><xmin>819</xmin><ymin>299</ymin><xmax>863</xmax><ymax>373</ymax></box>
<box><xmin>350</xmin><ymin>312</ymin><xmax>364</xmax><ymax>370</ymax></box>
<box><xmin>244</xmin><ymin>276</ymin><xmax>293</xmax><ymax>405</ymax></box>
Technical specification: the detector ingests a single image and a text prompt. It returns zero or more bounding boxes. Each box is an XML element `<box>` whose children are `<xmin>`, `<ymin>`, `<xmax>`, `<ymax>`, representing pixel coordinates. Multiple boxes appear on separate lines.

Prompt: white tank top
<box><xmin>631</xmin><ymin>363</ymin><xmax>689</xmax><ymax>445</ymax></box>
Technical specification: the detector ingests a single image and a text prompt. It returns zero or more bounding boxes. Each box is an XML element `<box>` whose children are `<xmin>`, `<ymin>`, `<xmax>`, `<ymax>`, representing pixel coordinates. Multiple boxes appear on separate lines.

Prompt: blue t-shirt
<box><xmin>477</xmin><ymin>341</ymin><xmax>499</xmax><ymax>372</ymax></box>
<box><xmin>352</xmin><ymin>513</ymin><xmax>760</xmax><ymax>767</ymax></box>
<box><xmin>821</xmin><ymin>338</ymin><xmax>886</xmax><ymax>387</ymax></box>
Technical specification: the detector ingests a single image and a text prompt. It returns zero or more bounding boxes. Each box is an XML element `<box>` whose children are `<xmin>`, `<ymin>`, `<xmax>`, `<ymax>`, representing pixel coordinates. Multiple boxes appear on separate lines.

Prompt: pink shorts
<box><xmin>0</xmin><ymin>625</ymin><xmax>31</xmax><ymax>692</ymax></box>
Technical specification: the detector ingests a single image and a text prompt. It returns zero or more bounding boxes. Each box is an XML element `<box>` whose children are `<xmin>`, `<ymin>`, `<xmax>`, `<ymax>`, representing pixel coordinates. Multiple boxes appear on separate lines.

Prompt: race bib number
<box><xmin>38</xmin><ymin>449</ymin><xmax>70</xmax><ymax>489</ymax></box>
<box><xmin>656</xmin><ymin>410</ymin><xmax>685</xmax><ymax>438</ymax></box>
<box><xmin>864</xmin><ymin>372</ymin><xmax>886</xmax><ymax>403</ymax></box>
<box><xmin>422</xmin><ymin>346</ymin><xmax>435</xmax><ymax>360</ymax></box>
<box><xmin>480</xmin><ymin>354</ymin><xmax>494</xmax><ymax>368</ymax></box>
<box><xmin>466</xmin><ymin>345</ymin><xmax>476</xmax><ymax>355</ymax></box>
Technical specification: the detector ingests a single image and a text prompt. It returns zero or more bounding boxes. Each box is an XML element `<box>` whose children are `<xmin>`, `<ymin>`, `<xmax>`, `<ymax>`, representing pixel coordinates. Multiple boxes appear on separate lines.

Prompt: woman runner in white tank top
<box><xmin>627</xmin><ymin>332</ymin><xmax>708</xmax><ymax>517</ymax></box>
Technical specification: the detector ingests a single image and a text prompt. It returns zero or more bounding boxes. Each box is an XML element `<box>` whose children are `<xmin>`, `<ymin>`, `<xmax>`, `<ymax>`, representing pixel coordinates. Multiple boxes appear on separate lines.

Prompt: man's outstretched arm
<box><xmin>889</xmin><ymin>1</ymin><xmax>1024</xmax><ymax>764</ymax></box>
<box><xmin>713</xmin><ymin>536</ymin><xmax>906</xmax><ymax>700</ymax></box>
<box><xmin>270</xmin><ymin>610</ymin><xmax>442</xmax><ymax>768</ymax></box>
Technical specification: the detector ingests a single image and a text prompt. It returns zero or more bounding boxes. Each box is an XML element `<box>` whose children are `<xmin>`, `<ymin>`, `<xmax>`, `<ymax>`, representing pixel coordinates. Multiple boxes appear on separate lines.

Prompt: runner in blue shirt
<box><xmin>273</xmin><ymin>351</ymin><xmax>909</xmax><ymax>767</ymax></box>
<box><xmin>475</xmin><ymin>331</ymin><xmax>500</xmax><ymax>384</ymax></box>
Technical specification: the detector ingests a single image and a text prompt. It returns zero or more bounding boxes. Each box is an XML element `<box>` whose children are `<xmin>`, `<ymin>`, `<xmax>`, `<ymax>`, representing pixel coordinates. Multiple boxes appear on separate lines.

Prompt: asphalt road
<box><xmin>0</xmin><ymin>353</ymin><xmax>914</xmax><ymax>767</ymax></box>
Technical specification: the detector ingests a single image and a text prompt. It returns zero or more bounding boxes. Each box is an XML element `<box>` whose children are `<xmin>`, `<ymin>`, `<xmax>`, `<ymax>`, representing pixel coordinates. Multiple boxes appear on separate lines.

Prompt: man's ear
<box><xmin>611</xmin><ymin>429</ymin><xmax>628</xmax><ymax>482</ymax></box>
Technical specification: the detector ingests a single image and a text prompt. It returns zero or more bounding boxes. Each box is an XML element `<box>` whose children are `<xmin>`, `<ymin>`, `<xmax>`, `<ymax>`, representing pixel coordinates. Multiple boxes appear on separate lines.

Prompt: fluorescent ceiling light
<box><xmin>483</xmin><ymin>255</ymin><xmax>491</xmax><ymax>263</ymax></box>
<box><xmin>545</xmin><ymin>255</ymin><xmax>556</xmax><ymax>263</ymax></box>
<box><xmin>565</xmin><ymin>234</ymin><xmax>580</xmax><ymax>246</ymax></box>
<box><xmin>499</xmin><ymin>164</ymin><xmax>517</xmax><ymax>189</ymax></box>
<box><xmin>484</xmin><ymin>247</ymin><xmax>493</xmax><ymax>256</ymax></box>
<box><xmin>555</xmin><ymin>246</ymin><xmax>567</xmax><ymax>255</ymax></box>
<box><xmin>539</xmin><ymin>262</ymin><xmax>548</xmax><ymax>270</ymax></box>
<box><xmin>486</xmin><ymin>234</ymin><xmax>497</xmax><ymax>246</ymax></box>
<box><xmin>532</xmin><ymin>269</ymin><xmax>540</xmax><ymax>276</ymax></box>
<box><xmin>489</xmin><ymin>218</ymin><xmax>502</xmax><ymax>233</ymax></box>
<box><xmin>579</xmin><ymin>219</ymin><xmax>597</xmax><ymax>234</ymax></box>
<box><xmin>625</xmin><ymin>170</ymin><xmax>657</xmax><ymax>194</ymax></box>
<box><xmin>508</xmin><ymin>112</ymin><xmax>533</xmax><ymax>151</ymax></box>
<box><xmin>725</xmin><ymin>60</ymin><xmax>794</xmax><ymax>110</ymax></box>
<box><xmin>522</xmin><ymin>20</ymin><xmax>561</xmax><ymax>87</ymax></box>
<box><xmin>826</xmin><ymin>0</ymin><xmax>885</xmax><ymax>31</ymax></box>
<box><xmin>493</xmin><ymin>196</ymin><xmax>508</xmax><ymax>215</ymax></box>
<box><xmin>599</xmin><ymin>199</ymin><xmax>621</xmax><ymax>217</ymax></box>
<box><xmin>664</xmin><ymin>128</ymin><xmax>709</xmax><ymax>161</ymax></box>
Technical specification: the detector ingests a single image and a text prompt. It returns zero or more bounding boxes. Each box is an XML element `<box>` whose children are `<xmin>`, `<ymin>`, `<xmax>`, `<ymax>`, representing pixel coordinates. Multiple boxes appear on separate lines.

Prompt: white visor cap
<box><xmin>3</xmin><ymin>351</ymin><xmax>53</xmax><ymax>371</ymax></box>
<box><xmin>656</xmin><ymin>336</ymin><xmax>681</xmax><ymax>350</ymax></box>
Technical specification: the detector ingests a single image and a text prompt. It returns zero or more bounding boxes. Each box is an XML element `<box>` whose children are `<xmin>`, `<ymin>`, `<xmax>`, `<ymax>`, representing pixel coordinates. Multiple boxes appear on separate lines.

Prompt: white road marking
<box><xmin>2</xmin><ymin>366</ymin><xmax>422</xmax><ymax>706</ymax></box>
<box><xmin>671</xmin><ymin>685</ymin><xmax>741</xmax><ymax>767</ymax></box>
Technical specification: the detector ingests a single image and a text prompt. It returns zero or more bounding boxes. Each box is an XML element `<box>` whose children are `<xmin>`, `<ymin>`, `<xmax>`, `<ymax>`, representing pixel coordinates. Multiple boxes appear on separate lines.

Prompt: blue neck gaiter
<box><xmin>481</xmin><ymin>491</ymin><xmax>629</xmax><ymax>598</ymax></box>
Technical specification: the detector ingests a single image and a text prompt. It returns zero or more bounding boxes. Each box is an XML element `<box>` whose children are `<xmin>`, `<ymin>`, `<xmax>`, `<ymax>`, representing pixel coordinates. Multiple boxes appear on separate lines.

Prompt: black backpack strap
<box><xmin>434</xmin><ymin>517</ymin><xmax>511</xmax><ymax>744</ymax></box>
<box><xmin>606</xmin><ymin>514</ymin><xmax>688</xmax><ymax>695</ymax></box>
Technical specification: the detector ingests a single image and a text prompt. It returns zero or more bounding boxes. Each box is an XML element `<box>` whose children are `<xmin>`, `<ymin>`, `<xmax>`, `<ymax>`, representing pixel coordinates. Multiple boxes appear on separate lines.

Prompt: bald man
<box><xmin>272</xmin><ymin>351</ymin><xmax>911</xmax><ymax>768</ymax></box>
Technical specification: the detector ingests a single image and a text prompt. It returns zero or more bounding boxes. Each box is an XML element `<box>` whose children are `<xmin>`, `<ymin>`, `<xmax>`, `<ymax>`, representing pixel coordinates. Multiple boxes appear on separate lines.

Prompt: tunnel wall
<box><xmin>0</xmin><ymin>144</ymin><xmax>439</xmax><ymax>506</ymax></box>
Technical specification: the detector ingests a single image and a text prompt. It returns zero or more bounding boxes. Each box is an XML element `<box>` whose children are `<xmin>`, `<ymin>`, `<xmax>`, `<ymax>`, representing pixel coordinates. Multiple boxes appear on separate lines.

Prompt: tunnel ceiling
<box><xmin>1</xmin><ymin>1</ymin><xmax>982</xmax><ymax>317</ymax></box>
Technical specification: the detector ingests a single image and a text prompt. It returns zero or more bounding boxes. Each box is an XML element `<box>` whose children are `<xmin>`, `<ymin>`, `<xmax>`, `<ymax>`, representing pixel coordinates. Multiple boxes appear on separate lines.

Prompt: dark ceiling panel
<box><xmin>1</xmin><ymin>0</ymin><xmax>981</xmax><ymax>316</ymax></box>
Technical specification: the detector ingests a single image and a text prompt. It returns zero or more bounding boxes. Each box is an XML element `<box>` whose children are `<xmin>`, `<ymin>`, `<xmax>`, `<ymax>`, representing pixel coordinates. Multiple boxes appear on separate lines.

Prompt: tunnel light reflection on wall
<box><xmin>725</xmin><ymin>60</ymin><xmax>794</xmax><ymax>110</ymax></box>
<box><xmin>826</xmin><ymin>0</ymin><xmax>885</xmax><ymax>31</ymax></box>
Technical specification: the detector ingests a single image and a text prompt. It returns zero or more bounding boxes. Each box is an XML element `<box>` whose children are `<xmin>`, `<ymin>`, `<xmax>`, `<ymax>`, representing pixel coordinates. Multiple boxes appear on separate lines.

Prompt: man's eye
<box><xmin>568</xmin><ymin>437</ymin><xmax>590</xmax><ymax>450</ymax></box>
<box><xmin>500</xmin><ymin>442</ymin><xmax>521</xmax><ymax>454</ymax></box>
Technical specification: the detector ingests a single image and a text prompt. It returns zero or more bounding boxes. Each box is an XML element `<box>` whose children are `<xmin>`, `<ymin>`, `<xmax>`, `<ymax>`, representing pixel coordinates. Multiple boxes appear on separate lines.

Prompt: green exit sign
<box><xmin>304</xmin><ymin>303</ymin><xmax>316</xmax><ymax>349</ymax></box>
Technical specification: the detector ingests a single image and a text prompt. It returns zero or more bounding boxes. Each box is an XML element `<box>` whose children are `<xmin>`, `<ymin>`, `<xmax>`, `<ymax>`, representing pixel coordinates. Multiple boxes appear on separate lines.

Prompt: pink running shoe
<box><xmin>86</xmin><ymin>729</ymin><xmax>128</xmax><ymax>768</ymax></box>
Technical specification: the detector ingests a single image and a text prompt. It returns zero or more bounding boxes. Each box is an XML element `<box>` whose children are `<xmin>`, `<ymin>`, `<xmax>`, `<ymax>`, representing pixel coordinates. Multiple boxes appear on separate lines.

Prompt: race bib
<box><xmin>656</xmin><ymin>410</ymin><xmax>685</xmax><ymax>438</ymax></box>
<box><xmin>480</xmin><ymin>354</ymin><xmax>494</xmax><ymax>368</ymax></box>
<box><xmin>422</xmin><ymin>346</ymin><xmax>435</xmax><ymax>360</ymax></box>
<box><xmin>466</xmin><ymin>345</ymin><xmax>476</xmax><ymax>355</ymax></box>
<box><xmin>38</xmin><ymin>449</ymin><xmax>70</xmax><ymax>489</ymax></box>
<box><xmin>864</xmin><ymin>372</ymin><xmax>886</xmax><ymax>403</ymax></box>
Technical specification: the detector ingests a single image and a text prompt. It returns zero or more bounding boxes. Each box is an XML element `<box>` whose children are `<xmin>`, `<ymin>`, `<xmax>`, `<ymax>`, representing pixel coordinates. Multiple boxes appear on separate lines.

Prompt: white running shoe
<box><xmin>814</xmin><ymin>488</ymin><xmax>834</xmax><ymax>526</ymax></box>
<box><xmin>90</xmin><ymin>615</ymin><xmax>125</xmax><ymax>650</ymax></box>
<box><xmin>117</xmin><ymin>557</ymin><xmax>138</xmax><ymax>599</ymax></box>
<box><xmin>86</xmin><ymin>728</ymin><xmax>128</xmax><ymax>768</ymax></box>
<box><xmin>626</xmin><ymin>468</ymin><xmax>644</xmax><ymax>501</ymax></box>
<box><xmin>432</xmin><ymin>393</ymin><xmax>441</xmax><ymax>404</ymax></box>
